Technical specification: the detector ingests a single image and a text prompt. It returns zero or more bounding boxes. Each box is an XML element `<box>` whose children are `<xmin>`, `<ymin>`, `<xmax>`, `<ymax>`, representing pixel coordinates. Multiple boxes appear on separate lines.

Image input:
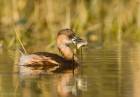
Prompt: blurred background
<box><xmin>0</xmin><ymin>0</ymin><xmax>140</xmax><ymax>52</ymax></box>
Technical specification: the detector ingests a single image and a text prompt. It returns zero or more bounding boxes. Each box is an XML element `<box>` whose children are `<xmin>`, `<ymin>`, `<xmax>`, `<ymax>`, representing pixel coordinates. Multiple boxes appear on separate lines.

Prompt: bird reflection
<box><xmin>54</xmin><ymin>73</ymin><xmax>87</xmax><ymax>97</ymax></box>
<box><xmin>19</xmin><ymin>72</ymin><xmax>87</xmax><ymax>97</ymax></box>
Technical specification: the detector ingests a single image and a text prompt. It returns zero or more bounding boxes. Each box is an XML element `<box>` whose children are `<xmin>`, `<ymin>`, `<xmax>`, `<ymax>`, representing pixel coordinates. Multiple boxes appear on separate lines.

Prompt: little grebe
<box><xmin>19</xmin><ymin>29</ymin><xmax>87</xmax><ymax>74</ymax></box>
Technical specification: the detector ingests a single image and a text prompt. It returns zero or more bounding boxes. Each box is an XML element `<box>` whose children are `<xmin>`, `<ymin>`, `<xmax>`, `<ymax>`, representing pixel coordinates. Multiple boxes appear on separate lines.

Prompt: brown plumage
<box><xmin>19</xmin><ymin>29</ymin><xmax>87</xmax><ymax>75</ymax></box>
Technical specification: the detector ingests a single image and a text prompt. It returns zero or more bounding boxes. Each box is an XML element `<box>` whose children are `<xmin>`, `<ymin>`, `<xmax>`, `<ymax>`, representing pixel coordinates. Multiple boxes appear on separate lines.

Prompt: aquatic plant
<box><xmin>0</xmin><ymin>0</ymin><xmax>139</xmax><ymax>51</ymax></box>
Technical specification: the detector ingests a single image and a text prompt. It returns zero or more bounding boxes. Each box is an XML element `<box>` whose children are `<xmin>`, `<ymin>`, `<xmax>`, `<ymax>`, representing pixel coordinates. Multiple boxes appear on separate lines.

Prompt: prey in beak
<box><xmin>71</xmin><ymin>36</ymin><xmax>88</xmax><ymax>49</ymax></box>
<box><xmin>57</xmin><ymin>29</ymin><xmax>87</xmax><ymax>49</ymax></box>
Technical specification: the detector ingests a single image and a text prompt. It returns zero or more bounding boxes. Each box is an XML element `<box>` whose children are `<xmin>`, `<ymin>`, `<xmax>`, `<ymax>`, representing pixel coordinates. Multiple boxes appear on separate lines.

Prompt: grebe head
<box><xmin>57</xmin><ymin>29</ymin><xmax>87</xmax><ymax>60</ymax></box>
<box><xmin>57</xmin><ymin>29</ymin><xmax>87</xmax><ymax>48</ymax></box>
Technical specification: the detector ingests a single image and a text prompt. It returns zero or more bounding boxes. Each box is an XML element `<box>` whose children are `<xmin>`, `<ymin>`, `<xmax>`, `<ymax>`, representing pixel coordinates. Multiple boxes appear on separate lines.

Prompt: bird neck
<box><xmin>58</xmin><ymin>44</ymin><xmax>76</xmax><ymax>61</ymax></box>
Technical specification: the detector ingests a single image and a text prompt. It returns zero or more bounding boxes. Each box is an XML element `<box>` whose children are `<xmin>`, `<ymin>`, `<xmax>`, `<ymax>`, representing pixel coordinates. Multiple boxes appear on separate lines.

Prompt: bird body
<box><xmin>19</xmin><ymin>29</ymin><xmax>87</xmax><ymax>75</ymax></box>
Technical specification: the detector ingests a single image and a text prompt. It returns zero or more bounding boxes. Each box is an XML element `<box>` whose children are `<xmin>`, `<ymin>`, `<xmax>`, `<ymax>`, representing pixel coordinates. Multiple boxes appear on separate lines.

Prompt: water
<box><xmin>0</xmin><ymin>44</ymin><xmax>139</xmax><ymax>97</ymax></box>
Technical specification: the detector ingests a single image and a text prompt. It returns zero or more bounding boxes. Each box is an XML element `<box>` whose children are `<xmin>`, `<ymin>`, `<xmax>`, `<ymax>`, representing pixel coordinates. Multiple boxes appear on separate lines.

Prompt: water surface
<box><xmin>0</xmin><ymin>44</ymin><xmax>139</xmax><ymax>97</ymax></box>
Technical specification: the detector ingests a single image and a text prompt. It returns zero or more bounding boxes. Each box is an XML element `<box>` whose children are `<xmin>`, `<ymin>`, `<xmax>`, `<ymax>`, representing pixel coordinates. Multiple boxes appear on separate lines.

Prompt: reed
<box><xmin>15</xmin><ymin>28</ymin><xmax>27</xmax><ymax>54</ymax></box>
<box><xmin>0</xmin><ymin>0</ymin><xmax>139</xmax><ymax>51</ymax></box>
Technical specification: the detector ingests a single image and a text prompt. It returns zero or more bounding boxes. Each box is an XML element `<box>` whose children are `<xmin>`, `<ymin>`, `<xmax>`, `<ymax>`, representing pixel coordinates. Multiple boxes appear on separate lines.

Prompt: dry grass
<box><xmin>0</xmin><ymin>0</ymin><xmax>139</xmax><ymax>51</ymax></box>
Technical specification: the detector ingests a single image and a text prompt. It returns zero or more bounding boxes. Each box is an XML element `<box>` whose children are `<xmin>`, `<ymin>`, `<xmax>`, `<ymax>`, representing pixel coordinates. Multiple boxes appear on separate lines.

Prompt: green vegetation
<box><xmin>0</xmin><ymin>0</ymin><xmax>139</xmax><ymax>52</ymax></box>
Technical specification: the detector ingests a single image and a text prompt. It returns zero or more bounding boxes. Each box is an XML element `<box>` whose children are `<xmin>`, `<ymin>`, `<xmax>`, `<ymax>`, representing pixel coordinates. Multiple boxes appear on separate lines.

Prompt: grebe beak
<box><xmin>72</xmin><ymin>36</ymin><xmax>88</xmax><ymax>49</ymax></box>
